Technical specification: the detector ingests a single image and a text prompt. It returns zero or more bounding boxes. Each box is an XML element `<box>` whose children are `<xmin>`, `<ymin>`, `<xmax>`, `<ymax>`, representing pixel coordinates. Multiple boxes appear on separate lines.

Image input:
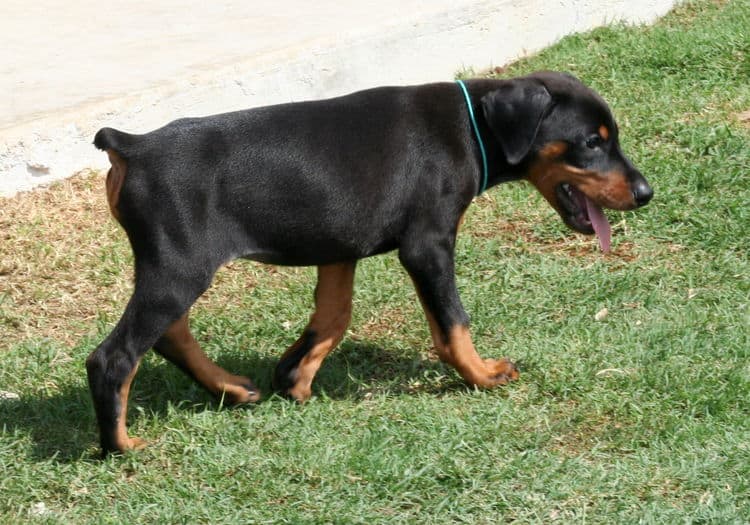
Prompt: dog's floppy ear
<box><xmin>481</xmin><ymin>80</ymin><xmax>553</xmax><ymax>165</ymax></box>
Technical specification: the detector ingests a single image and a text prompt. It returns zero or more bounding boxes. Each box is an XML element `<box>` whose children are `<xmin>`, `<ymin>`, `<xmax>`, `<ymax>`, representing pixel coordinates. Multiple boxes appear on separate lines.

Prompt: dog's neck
<box><xmin>456</xmin><ymin>79</ymin><xmax>531</xmax><ymax>193</ymax></box>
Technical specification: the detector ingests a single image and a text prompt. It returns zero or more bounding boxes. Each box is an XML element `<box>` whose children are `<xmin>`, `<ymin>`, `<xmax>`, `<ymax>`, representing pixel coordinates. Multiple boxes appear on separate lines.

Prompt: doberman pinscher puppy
<box><xmin>88</xmin><ymin>71</ymin><xmax>652</xmax><ymax>454</ymax></box>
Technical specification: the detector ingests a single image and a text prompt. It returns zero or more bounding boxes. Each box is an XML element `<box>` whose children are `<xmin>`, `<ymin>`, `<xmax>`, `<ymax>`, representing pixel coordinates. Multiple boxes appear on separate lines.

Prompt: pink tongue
<box><xmin>585</xmin><ymin>197</ymin><xmax>611</xmax><ymax>253</ymax></box>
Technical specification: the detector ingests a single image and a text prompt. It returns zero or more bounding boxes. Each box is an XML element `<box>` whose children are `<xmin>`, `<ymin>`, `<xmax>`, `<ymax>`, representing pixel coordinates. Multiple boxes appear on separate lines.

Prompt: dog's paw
<box><xmin>103</xmin><ymin>435</ymin><xmax>148</xmax><ymax>456</ymax></box>
<box><xmin>126</xmin><ymin>436</ymin><xmax>148</xmax><ymax>450</ymax></box>
<box><xmin>483</xmin><ymin>358</ymin><xmax>520</xmax><ymax>384</ymax></box>
<box><xmin>272</xmin><ymin>364</ymin><xmax>313</xmax><ymax>402</ymax></box>
<box><xmin>273</xmin><ymin>375</ymin><xmax>312</xmax><ymax>403</ymax></box>
<box><xmin>221</xmin><ymin>379</ymin><xmax>261</xmax><ymax>404</ymax></box>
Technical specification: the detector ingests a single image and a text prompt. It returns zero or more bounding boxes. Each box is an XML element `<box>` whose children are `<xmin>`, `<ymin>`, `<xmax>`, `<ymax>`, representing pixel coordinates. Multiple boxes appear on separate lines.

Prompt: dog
<box><xmin>87</xmin><ymin>71</ymin><xmax>652</xmax><ymax>454</ymax></box>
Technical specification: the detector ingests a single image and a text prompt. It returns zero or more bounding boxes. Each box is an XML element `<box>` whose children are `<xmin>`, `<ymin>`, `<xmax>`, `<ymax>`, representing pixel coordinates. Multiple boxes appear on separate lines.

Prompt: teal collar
<box><xmin>456</xmin><ymin>79</ymin><xmax>488</xmax><ymax>195</ymax></box>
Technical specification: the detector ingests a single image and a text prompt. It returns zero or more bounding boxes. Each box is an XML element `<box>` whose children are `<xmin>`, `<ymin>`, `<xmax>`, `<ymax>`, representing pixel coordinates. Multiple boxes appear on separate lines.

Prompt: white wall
<box><xmin>0</xmin><ymin>0</ymin><xmax>676</xmax><ymax>196</ymax></box>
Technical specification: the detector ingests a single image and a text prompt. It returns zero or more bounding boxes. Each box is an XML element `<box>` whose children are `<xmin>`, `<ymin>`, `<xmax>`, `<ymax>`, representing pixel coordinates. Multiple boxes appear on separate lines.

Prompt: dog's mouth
<box><xmin>555</xmin><ymin>183</ymin><xmax>612</xmax><ymax>252</ymax></box>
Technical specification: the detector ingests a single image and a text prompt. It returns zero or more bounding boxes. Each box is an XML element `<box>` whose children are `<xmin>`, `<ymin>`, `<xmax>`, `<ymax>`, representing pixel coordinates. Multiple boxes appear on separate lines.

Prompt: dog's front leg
<box><xmin>399</xmin><ymin>240</ymin><xmax>518</xmax><ymax>387</ymax></box>
<box><xmin>273</xmin><ymin>262</ymin><xmax>356</xmax><ymax>401</ymax></box>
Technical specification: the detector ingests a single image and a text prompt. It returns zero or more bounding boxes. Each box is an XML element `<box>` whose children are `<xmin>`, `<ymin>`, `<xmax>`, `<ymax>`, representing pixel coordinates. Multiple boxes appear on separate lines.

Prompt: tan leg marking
<box><xmin>113</xmin><ymin>359</ymin><xmax>147</xmax><ymax>451</ymax></box>
<box><xmin>105</xmin><ymin>149</ymin><xmax>127</xmax><ymax>222</ymax></box>
<box><xmin>283</xmin><ymin>263</ymin><xmax>355</xmax><ymax>401</ymax></box>
<box><xmin>156</xmin><ymin>314</ymin><xmax>260</xmax><ymax>404</ymax></box>
<box><xmin>456</xmin><ymin>212</ymin><xmax>466</xmax><ymax>233</ymax></box>
<box><xmin>415</xmin><ymin>291</ymin><xmax>518</xmax><ymax>388</ymax></box>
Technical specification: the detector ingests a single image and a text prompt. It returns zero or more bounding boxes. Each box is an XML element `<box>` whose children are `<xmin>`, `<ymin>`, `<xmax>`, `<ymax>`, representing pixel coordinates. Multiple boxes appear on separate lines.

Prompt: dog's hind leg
<box><xmin>154</xmin><ymin>312</ymin><xmax>261</xmax><ymax>404</ymax></box>
<box><xmin>273</xmin><ymin>262</ymin><xmax>356</xmax><ymax>401</ymax></box>
<box><xmin>86</xmin><ymin>262</ymin><xmax>215</xmax><ymax>454</ymax></box>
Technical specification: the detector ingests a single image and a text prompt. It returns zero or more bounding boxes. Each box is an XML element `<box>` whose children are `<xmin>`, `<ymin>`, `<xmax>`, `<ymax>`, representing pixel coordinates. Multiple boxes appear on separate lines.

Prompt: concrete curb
<box><xmin>0</xmin><ymin>0</ymin><xmax>675</xmax><ymax>197</ymax></box>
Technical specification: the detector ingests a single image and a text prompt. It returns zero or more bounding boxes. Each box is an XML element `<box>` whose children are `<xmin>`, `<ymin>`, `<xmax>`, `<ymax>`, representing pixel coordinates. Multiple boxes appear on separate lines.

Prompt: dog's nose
<box><xmin>632</xmin><ymin>179</ymin><xmax>653</xmax><ymax>207</ymax></box>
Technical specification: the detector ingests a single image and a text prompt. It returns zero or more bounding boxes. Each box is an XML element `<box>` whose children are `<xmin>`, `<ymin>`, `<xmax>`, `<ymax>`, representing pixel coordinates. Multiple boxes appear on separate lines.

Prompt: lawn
<box><xmin>1</xmin><ymin>0</ymin><xmax>748</xmax><ymax>522</ymax></box>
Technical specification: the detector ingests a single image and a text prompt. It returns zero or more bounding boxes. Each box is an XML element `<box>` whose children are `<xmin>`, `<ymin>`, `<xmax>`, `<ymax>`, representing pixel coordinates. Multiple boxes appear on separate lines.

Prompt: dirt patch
<box><xmin>736</xmin><ymin>109</ymin><xmax>750</xmax><ymax>128</ymax></box>
<box><xmin>465</xmin><ymin>203</ymin><xmax>639</xmax><ymax>261</ymax></box>
<box><xmin>354</xmin><ymin>305</ymin><xmax>414</xmax><ymax>343</ymax></box>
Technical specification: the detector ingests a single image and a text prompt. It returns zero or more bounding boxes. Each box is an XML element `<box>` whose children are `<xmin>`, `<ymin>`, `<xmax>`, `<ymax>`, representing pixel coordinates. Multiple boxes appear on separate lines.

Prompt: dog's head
<box><xmin>481</xmin><ymin>71</ymin><xmax>652</xmax><ymax>252</ymax></box>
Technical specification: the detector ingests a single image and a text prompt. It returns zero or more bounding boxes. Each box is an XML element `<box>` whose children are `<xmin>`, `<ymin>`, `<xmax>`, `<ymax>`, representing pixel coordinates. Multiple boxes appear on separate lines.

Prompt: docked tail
<box><xmin>93</xmin><ymin>127</ymin><xmax>138</xmax><ymax>158</ymax></box>
<box><xmin>94</xmin><ymin>127</ymin><xmax>134</xmax><ymax>222</ymax></box>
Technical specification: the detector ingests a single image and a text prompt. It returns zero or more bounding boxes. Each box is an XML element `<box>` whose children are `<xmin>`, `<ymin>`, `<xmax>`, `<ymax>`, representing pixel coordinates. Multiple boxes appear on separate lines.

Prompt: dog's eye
<box><xmin>585</xmin><ymin>134</ymin><xmax>604</xmax><ymax>149</ymax></box>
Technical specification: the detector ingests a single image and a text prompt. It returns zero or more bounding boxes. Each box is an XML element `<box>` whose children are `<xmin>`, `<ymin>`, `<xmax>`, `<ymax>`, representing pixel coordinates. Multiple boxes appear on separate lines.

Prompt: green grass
<box><xmin>1</xmin><ymin>1</ymin><xmax>749</xmax><ymax>522</ymax></box>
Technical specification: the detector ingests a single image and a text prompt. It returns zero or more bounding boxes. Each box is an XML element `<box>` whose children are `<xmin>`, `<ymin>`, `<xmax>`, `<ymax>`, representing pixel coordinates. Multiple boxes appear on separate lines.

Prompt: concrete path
<box><xmin>0</xmin><ymin>0</ymin><xmax>675</xmax><ymax>196</ymax></box>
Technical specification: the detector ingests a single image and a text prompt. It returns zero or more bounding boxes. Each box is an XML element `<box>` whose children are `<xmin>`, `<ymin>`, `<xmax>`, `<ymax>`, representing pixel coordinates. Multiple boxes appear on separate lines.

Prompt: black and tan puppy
<box><xmin>88</xmin><ymin>71</ymin><xmax>652</xmax><ymax>454</ymax></box>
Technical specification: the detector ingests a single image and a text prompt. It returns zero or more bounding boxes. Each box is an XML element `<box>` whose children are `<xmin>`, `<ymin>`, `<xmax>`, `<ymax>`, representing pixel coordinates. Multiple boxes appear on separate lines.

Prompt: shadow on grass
<box><xmin>211</xmin><ymin>339</ymin><xmax>464</xmax><ymax>401</ymax></box>
<box><xmin>1</xmin><ymin>340</ymin><xmax>463</xmax><ymax>463</ymax></box>
<box><xmin>1</xmin><ymin>386</ymin><xmax>96</xmax><ymax>463</ymax></box>
<box><xmin>0</xmin><ymin>351</ymin><xmax>277</xmax><ymax>463</ymax></box>
<box><xmin>315</xmin><ymin>340</ymin><xmax>466</xmax><ymax>399</ymax></box>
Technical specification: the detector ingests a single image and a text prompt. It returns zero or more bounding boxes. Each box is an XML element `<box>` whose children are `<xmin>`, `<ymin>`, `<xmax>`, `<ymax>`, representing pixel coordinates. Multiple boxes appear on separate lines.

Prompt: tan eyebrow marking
<box><xmin>599</xmin><ymin>125</ymin><xmax>610</xmax><ymax>141</ymax></box>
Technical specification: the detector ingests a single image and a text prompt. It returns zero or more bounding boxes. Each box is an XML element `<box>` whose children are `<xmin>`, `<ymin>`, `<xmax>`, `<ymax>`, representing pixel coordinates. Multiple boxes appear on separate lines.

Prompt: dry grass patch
<box><xmin>0</xmin><ymin>171</ymin><xmax>306</xmax><ymax>351</ymax></box>
<box><xmin>465</xmin><ymin>194</ymin><xmax>641</xmax><ymax>260</ymax></box>
<box><xmin>0</xmin><ymin>171</ymin><xmax>128</xmax><ymax>347</ymax></box>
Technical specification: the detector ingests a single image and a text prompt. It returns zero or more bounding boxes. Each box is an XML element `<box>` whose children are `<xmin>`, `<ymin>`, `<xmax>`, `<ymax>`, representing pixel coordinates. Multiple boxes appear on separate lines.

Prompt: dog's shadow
<box><xmin>1</xmin><ymin>340</ymin><xmax>460</xmax><ymax>462</ymax></box>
